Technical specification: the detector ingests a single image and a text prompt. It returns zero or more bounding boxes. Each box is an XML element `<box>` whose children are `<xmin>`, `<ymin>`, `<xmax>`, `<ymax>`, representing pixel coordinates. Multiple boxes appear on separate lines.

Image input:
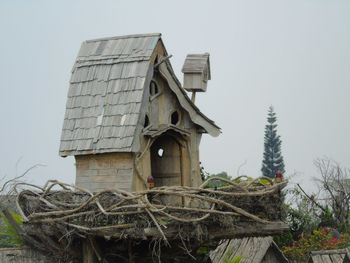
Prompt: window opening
<box><xmin>154</xmin><ymin>55</ymin><xmax>158</xmax><ymax>65</ymax></box>
<box><xmin>158</xmin><ymin>148</ymin><xmax>164</xmax><ymax>157</ymax></box>
<box><xmin>144</xmin><ymin>115</ymin><xmax>149</xmax><ymax>128</ymax></box>
<box><xmin>150</xmin><ymin>81</ymin><xmax>159</xmax><ymax>96</ymax></box>
<box><xmin>171</xmin><ymin>111</ymin><xmax>179</xmax><ymax>125</ymax></box>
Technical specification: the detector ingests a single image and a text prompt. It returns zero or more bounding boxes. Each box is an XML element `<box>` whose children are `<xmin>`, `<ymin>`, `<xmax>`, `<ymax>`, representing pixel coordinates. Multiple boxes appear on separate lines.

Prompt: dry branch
<box><xmin>14</xmin><ymin>176</ymin><xmax>287</xmax><ymax>262</ymax></box>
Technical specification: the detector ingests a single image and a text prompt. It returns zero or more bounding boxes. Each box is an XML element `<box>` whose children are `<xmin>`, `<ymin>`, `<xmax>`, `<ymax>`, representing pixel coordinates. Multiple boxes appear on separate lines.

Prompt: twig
<box><xmin>297</xmin><ymin>183</ymin><xmax>326</xmax><ymax>213</ymax></box>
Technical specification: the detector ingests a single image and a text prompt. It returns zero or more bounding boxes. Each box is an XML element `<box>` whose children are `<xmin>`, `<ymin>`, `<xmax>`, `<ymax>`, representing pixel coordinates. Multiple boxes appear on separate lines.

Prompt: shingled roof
<box><xmin>59</xmin><ymin>33</ymin><xmax>220</xmax><ymax>157</ymax></box>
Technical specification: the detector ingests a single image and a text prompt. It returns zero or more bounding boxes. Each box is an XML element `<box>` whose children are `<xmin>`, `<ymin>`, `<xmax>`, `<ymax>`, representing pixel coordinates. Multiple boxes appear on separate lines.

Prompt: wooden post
<box><xmin>128</xmin><ymin>240</ymin><xmax>135</xmax><ymax>263</ymax></box>
<box><xmin>191</xmin><ymin>91</ymin><xmax>196</xmax><ymax>103</ymax></box>
<box><xmin>82</xmin><ymin>239</ymin><xmax>97</xmax><ymax>263</ymax></box>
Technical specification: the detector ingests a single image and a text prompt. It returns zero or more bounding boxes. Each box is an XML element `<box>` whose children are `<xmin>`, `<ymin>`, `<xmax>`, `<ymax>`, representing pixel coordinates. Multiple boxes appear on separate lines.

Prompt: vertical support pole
<box><xmin>82</xmin><ymin>239</ymin><xmax>97</xmax><ymax>263</ymax></box>
<box><xmin>181</xmin><ymin>144</ymin><xmax>190</xmax><ymax>187</ymax></box>
<box><xmin>128</xmin><ymin>240</ymin><xmax>135</xmax><ymax>263</ymax></box>
<box><xmin>191</xmin><ymin>91</ymin><xmax>196</xmax><ymax>103</ymax></box>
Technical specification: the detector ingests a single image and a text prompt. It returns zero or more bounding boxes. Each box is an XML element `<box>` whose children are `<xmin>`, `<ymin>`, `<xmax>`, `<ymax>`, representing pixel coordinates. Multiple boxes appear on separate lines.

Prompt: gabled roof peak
<box><xmin>85</xmin><ymin>33</ymin><xmax>161</xmax><ymax>43</ymax></box>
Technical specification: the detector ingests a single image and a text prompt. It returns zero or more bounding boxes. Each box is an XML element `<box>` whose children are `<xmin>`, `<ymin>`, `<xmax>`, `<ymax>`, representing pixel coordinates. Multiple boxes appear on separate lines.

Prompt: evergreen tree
<box><xmin>261</xmin><ymin>106</ymin><xmax>285</xmax><ymax>178</ymax></box>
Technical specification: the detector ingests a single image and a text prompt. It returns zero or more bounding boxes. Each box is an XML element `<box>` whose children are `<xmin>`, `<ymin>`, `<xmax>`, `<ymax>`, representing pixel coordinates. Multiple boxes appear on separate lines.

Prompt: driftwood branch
<box><xmin>14</xmin><ymin>177</ymin><xmax>287</xmax><ymax>261</ymax></box>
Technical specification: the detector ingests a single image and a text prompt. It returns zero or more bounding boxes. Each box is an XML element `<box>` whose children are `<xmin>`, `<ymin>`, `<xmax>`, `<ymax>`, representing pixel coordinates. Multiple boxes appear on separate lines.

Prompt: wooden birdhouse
<box><xmin>182</xmin><ymin>53</ymin><xmax>211</xmax><ymax>102</ymax></box>
<box><xmin>59</xmin><ymin>33</ymin><xmax>220</xmax><ymax>193</ymax></box>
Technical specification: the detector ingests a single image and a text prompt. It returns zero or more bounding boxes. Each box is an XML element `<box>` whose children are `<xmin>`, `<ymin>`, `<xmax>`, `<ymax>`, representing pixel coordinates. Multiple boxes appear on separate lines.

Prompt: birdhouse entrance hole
<box><xmin>157</xmin><ymin>148</ymin><xmax>164</xmax><ymax>157</ymax></box>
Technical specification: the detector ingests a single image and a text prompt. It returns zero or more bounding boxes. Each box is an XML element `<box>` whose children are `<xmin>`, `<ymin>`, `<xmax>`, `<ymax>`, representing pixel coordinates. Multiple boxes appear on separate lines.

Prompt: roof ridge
<box><xmin>86</xmin><ymin>33</ymin><xmax>161</xmax><ymax>43</ymax></box>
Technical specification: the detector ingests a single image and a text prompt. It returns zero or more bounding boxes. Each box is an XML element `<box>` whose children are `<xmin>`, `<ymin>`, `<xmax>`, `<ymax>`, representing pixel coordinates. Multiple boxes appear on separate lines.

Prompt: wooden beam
<box><xmin>84</xmin><ymin>221</ymin><xmax>289</xmax><ymax>241</ymax></box>
<box><xmin>142</xmin><ymin>221</ymin><xmax>289</xmax><ymax>240</ymax></box>
<box><xmin>82</xmin><ymin>239</ymin><xmax>97</xmax><ymax>263</ymax></box>
<box><xmin>310</xmin><ymin>249</ymin><xmax>347</xmax><ymax>255</ymax></box>
<box><xmin>191</xmin><ymin>92</ymin><xmax>196</xmax><ymax>103</ymax></box>
<box><xmin>88</xmin><ymin>236</ymin><xmax>103</xmax><ymax>262</ymax></box>
<box><xmin>208</xmin><ymin>221</ymin><xmax>290</xmax><ymax>239</ymax></box>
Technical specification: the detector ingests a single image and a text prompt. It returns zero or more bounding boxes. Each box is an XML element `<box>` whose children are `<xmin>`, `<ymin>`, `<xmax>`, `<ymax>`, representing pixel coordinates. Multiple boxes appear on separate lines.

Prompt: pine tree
<box><xmin>261</xmin><ymin>106</ymin><xmax>285</xmax><ymax>178</ymax></box>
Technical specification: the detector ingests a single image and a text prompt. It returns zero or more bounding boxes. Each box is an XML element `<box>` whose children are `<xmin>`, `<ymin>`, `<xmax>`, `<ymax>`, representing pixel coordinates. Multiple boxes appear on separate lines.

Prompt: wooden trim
<box><xmin>158</xmin><ymin>63</ymin><xmax>221</xmax><ymax>137</ymax></box>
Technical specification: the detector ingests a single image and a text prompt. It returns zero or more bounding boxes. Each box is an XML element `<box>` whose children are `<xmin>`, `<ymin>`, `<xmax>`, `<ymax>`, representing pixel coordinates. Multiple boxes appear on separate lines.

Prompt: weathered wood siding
<box><xmin>75</xmin><ymin>153</ymin><xmax>133</xmax><ymax>192</ymax></box>
<box><xmin>0</xmin><ymin>247</ymin><xmax>51</xmax><ymax>263</ymax></box>
<box><xmin>308</xmin><ymin>249</ymin><xmax>349</xmax><ymax>263</ymax></box>
<box><xmin>183</xmin><ymin>73</ymin><xmax>206</xmax><ymax>92</ymax></box>
<box><xmin>210</xmin><ymin>237</ymin><xmax>288</xmax><ymax>263</ymax></box>
<box><xmin>132</xmin><ymin>43</ymin><xmax>201</xmax><ymax>191</ymax></box>
<box><xmin>261</xmin><ymin>247</ymin><xmax>284</xmax><ymax>263</ymax></box>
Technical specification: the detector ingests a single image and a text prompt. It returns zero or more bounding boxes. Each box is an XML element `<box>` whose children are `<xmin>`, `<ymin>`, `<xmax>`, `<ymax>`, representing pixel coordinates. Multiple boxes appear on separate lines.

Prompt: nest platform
<box><xmin>14</xmin><ymin>176</ymin><xmax>288</xmax><ymax>262</ymax></box>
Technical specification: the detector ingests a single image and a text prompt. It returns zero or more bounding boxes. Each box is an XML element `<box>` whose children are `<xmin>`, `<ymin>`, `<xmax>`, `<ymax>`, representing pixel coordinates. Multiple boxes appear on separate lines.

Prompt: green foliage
<box><xmin>320</xmin><ymin>205</ymin><xmax>336</xmax><ymax>228</ymax></box>
<box><xmin>206</xmin><ymin>172</ymin><xmax>232</xmax><ymax>188</ymax></box>
<box><xmin>197</xmin><ymin>243</ymin><xmax>210</xmax><ymax>255</ymax></box>
<box><xmin>283</xmin><ymin>228</ymin><xmax>350</xmax><ymax>261</ymax></box>
<box><xmin>273</xmin><ymin>231</ymin><xmax>294</xmax><ymax>249</ymax></box>
<box><xmin>261</xmin><ymin>106</ymin><xmax>285</xmax><ymax>178</ymax></box>
<box><xmin>0</xmin><ymin>210</ymin><xmax>24</xmax><ymax>247</ymax></box>
<box><xmin>273</xmin><ymin>185</ymin><xmax>322</xmax><ymax>248</ymax></box>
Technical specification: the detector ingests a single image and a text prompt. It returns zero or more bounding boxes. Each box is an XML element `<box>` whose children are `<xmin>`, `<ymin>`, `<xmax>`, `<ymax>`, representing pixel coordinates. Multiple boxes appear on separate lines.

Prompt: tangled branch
<box><xmin>16</xmin><ymin>177</ymin><xmax>285</xmax><ymax>244</ymax></box>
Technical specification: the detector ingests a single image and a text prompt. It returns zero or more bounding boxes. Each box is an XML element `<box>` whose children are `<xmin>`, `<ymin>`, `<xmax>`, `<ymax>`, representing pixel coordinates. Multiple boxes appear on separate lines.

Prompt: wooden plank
<box><xmin>330</xmin><ymin>254</ymin><xmax>344</xmax><ymax>262</ymax></box>
<box><xmin>0</xmin><ymin>247</ymin><xmax>51</xmax><ymax>263</ymax></box>
<box><xmin>311</xmin><ymin>255</ymin><xmax>323</xmax><ymax>263</ymax></box>
<box><xmin>229</xmin><ymin>238</ymin><xmax>249</xmax><ymax>261</ymax></box>
<box><xmin>82</xmin><ymin>239</ymin><xmax>97</xmax><ymax>263</ymax></box>
<box><xmin>320</xmin><ymin>255</ymin><xmax>332</xmax><ymax>263</ymax></box>
<box><xmin>211</xmin><ymin>240</ymin><xmax>230</xmax><ymax>263</ymax></box>
<box><xmin>242</xmin><ymin>237</ymin><xmax>264</xmax><ymax>262</ymax></box>
<box><xmin>208</xmin><ymin>221</ymin><xmax>289</xmax><ymax>240</ymax></box>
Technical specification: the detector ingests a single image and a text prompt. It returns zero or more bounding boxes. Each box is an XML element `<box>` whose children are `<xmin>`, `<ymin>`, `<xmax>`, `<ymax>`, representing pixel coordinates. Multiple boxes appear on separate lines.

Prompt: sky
<box><xmin>0</xmin><ymin>0</ymin><xmax>349</xmax><ymax>193</ymax></box>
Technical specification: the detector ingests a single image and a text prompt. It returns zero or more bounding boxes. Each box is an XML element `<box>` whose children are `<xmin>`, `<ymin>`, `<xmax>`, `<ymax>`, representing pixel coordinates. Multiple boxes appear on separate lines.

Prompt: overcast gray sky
<box><xmin>0</xmin><ymin>0</ymin><xmax>349</xmax><ymax>192</ymax></box>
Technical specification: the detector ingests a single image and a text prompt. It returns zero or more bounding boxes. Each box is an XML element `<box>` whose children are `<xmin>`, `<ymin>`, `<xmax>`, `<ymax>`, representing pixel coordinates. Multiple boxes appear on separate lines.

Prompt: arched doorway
<box><xmin>150</xmin><ymin>135</ymin><xmax>182</xmax><ymax>187</ymax></box>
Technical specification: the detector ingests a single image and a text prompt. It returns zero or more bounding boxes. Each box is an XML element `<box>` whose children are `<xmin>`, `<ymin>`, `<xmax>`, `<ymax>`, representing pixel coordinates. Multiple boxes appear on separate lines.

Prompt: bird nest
<box><xmin>15</xmin><ymin>176</ymin><xmax>287</xmax><ymax>262</ymax></box>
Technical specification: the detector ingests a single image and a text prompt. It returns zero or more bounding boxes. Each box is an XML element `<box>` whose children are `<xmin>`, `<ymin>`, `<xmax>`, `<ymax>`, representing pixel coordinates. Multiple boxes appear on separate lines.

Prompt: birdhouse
<box><xmin>182</xmin><ymin>53</ymin><xmax>211</xmax><ymax>94</ymax></box>
<box><xmin>59</xmin><ymin>33</ymin><xmax>220</xmax><ymax>193</ymax></box>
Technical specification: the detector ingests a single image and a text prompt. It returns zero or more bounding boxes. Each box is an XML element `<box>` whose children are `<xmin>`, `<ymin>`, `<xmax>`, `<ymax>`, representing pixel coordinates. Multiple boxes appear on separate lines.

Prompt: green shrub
<box><xmin>0</xmin><ymin>210</ymin><xmax>24</xmax><ymax>247</ymax></box>
<box><xmin>283</xmin><ymin>228</ymin><xmax>350</xmax><ymax>261</ymax></box>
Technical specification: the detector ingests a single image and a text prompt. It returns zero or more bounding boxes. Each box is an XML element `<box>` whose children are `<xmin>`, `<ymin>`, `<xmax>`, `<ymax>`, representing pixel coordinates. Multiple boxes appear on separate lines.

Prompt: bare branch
<box><xmin>296</xmin><ymin>183</ymin><xmax>326</xmax><ymax>213</ymax></box>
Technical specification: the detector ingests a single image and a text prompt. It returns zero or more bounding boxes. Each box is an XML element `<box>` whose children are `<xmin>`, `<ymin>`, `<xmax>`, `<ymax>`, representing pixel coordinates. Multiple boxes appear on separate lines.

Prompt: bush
<box><xmin>0</xmin><ymin>210</ymin><xmax>24</xmax><ymax>247</ymax></box>
<box><xmin>283</xmin><ymin>228</ymin><xmax>350</xmax><ymax>261</ymax></box>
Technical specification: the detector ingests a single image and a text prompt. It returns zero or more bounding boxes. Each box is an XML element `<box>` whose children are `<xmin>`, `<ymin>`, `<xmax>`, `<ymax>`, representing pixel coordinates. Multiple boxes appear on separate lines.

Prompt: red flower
<box><xmin>333</xmin><ymin>243</ymin><xmax>336</xmax><ymax>246</ymax></box>
<box><xmin>292</xmin><ymin>241</ymin><xmax>296</xmax><ymax>246</ymax></box>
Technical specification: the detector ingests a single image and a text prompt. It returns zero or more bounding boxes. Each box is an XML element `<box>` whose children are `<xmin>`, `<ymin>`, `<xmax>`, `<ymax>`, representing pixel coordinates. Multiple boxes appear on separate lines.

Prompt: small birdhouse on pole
<box><xmin>182</xmin><ymin>53</ymin><xmax>211</xmax><ymax>103</ymax></box>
